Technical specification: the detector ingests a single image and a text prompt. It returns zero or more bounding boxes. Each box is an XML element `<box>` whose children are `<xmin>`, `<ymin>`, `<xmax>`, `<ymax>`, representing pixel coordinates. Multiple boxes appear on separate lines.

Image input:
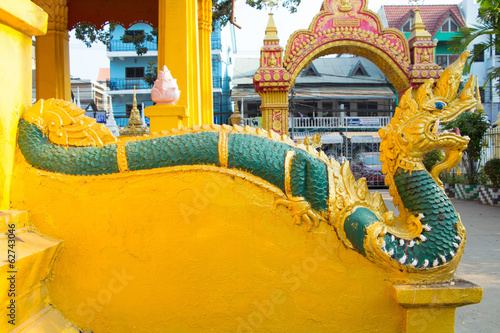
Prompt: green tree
<box><xmin>449</xmin><ymin>0</ymin><xmax>500</xmax><ymax>91</ymax></box>
<box><xmin>443</xmin><ymin>112</ymin><xmax>490</xmax><ymax>184</ymax></box>
<box><xmin>423</xmin><ymin>149</ymin><xmax>444</xmax><ymax>172</ymax></box>
<box><xmin>143</xmin><ymin>60</ymin><xmax>158</xmax><ymax>88</ymax></box>
<box><xmin>74</xmin><ymin>23</ymin><xmax>116</xmax><ymax>48</ymax></box>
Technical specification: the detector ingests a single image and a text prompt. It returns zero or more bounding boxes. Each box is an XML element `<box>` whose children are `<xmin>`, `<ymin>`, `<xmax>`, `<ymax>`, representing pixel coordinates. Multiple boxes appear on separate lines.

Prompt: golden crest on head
<box><xmin>377</xmin><ymin>51</ymin><xmax>476</xmax><ymax>236</ymax></box>
<box><xmin>23</xmin><ymin>99</ymin><xmax>118</xmax><ymax>147</ymax></box>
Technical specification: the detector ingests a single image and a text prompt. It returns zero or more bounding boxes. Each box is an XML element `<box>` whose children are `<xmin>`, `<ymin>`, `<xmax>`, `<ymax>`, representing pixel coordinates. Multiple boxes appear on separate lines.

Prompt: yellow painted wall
<box><xmin>11</xmin><ymin>155</ymin><xmax>405</xmax><ymax>332</ymax></box>
<box><xmin>0</xmin><ymin>0</ymin><xmax>47</xmax><ymax>209</ymax></box>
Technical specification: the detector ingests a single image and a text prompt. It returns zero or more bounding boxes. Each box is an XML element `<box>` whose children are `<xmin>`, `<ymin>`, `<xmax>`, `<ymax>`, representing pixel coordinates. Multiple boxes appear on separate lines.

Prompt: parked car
<box><xmin>351</xmin><ymin>152</ymin><xmax>386</xmax><ymax>187</ymax></box>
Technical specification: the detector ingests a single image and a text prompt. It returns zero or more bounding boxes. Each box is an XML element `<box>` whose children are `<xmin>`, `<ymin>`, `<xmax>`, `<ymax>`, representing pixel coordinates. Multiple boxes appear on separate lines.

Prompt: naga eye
<box><xmin>435</xmin><ymin>101</ymin><xmax>446</xmax><ymax>110</ymax></box>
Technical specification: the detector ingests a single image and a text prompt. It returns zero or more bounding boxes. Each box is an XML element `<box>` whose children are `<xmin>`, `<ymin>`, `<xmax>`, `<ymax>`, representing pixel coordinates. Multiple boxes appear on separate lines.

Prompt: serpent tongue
<box><xmin>452</xmin><ymin>127</ymin><xmax>461</xmax><ymax>136</ymax></box>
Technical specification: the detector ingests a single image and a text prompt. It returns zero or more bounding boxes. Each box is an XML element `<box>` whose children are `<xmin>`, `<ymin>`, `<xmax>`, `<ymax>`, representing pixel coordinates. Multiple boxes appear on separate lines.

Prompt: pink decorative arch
<box><xmin>283</xmin><ymin>0</ymin><xmax>411</xmax><ymax>92</ymax></box>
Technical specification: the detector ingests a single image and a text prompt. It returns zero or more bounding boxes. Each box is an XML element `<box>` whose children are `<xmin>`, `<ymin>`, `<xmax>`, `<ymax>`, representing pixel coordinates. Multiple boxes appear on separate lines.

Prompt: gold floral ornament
<box><xmin>23</xmin><ymin>99</ymin><xmax>117</xmax><ymax>147</ymax></box>
<box><xmin>339</xmin><ymin>0</ymin><xmax>352</xmax><ymax>12</ymax></box>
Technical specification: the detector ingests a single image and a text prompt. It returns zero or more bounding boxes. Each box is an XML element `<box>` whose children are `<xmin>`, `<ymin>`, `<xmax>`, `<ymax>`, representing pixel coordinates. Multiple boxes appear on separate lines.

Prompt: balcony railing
<box><xmin>107</xmin><ymin>78</ymin><xmax>151</xmax><ymax>91</ymax></box>
<box><xmin>107</xmin><ymin>40</ymin><xmax>158</xmax><ymax>52</ymax></box>
<box><xmin>211</xmin><ymin>37</ymin><xmax>221</xmax><ymax>50</ymax></box>
<box><xmin>243</xmin><ymin>116</ymin><xmax>391</xmax><ymax>130</ymax></box>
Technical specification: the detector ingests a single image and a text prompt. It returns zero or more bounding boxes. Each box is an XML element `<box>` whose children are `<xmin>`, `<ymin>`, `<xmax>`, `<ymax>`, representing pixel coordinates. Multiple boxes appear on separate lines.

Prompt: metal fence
<box><xmin>107</xmin><ymin>41</ymin><xmax>158</xmax><ymax>52</ymax></box>
<box><xmin>107</xmin><ymin>78</ymin><xmax>151</xmax><ymax>90</ymax></box>
<box><xmin>483</xmin><ymin>127</ymin><xmax>500</xmax><ymax>161</ymax></box>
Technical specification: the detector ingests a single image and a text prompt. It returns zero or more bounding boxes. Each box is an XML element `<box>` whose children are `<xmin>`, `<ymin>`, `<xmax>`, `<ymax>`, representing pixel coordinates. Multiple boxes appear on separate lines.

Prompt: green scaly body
<box><xmin>17</xmin><ymin>119</ymin><xmax>461</xmax><ymax>270</ymax></box>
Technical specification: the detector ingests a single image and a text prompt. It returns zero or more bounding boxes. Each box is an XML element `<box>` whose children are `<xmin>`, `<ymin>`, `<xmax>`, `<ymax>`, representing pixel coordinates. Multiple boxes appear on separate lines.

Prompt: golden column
<box><xmin>0</xmin><ymin>0</ymin><xmax>47</xmax><ymax>209</ymax></box>
<box><xmin>155</xmin><ymin>0</ymin><xmax>202</xmax><ymax>129</ymax></box>
<box><xmin>253</xmin><ymin>12</ymin><xmax>291</xmax><ymax>136</ymax></box>
<box><xmin>33</xmin><ymin>0</ymin><xmax>71</xmax><ymax>101</ymax></box>
<box><xmin>198</xmin><ymin>0</ymin><xmax>214</xmax><ymax>125</ymax></box>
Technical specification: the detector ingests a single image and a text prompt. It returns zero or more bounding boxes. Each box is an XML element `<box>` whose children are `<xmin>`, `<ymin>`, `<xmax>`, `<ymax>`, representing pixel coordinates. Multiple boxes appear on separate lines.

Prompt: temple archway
<box><xmin>254</xmin><ymin>0</ymin><xmax>441</xmax><ymax>135</ymax></box>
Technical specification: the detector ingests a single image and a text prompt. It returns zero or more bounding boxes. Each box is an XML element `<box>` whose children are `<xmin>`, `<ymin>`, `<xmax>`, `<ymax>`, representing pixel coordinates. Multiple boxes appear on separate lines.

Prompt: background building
<box><xmin>232</xmin><ymin>56</ymin><xmax>397</xmax><ymax>161</ymax></box>
<box><xmin>106</xmin><ymin>22</ymin><xmax>236</xmax><ymax>127</ymax></box>
<box><xmin>106</xmin><ymin>23</ymin><xmax>157</xmax><ymax>126</ymax></box>
<box><xmin>212</xmin><ymin>22</ymin><xmax>237</xmax><ymax>125</ymax></box>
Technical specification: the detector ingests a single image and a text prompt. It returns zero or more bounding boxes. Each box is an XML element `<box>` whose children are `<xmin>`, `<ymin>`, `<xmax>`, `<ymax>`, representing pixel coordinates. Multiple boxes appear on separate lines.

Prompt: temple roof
<box><xmin>382</xmin><ymin>5</ymin><xmax>465</xmax><ymax>36</ymax></box>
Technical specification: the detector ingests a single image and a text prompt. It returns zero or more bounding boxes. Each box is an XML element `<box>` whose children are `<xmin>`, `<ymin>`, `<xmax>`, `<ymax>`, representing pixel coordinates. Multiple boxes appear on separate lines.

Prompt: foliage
<box><xmin>423</xmin><ymin>149</ymin><xmax>444</xmax><ymax>172</ymax></box>
<box><xmin>449</xmin><ymin>0</ymin><xmax>500</xmax><ymax>91</ymax></box>
<box><xmin>213</xmin><ymin>0</ymin><xmax>300</xmax><ymax>27</ymax></box>
<box><xmin>443</xmin><ymin>112</ymin><xmax>490</xmax><ymax>184</ymax></box>
<box><xmin>484</xmin><ymin>158</ymin><xmax>500</xmax><ymax>187</ymax></box>
<box><xmin>143</xmin><ymin>60</ymin><xmax>158</xmax><ymax>88</ymax></box>
<box><xmin>120</xmin><ymin>29</ymin><xmax>157</xmax><ymax>56</ymax></box>
<box><xmin>477</xmin><ymin>169</ymin><xmax>490</xmax><ymax>185</ymax></box>
<box><xmin>440</xmin><ymin>171</ymin><xmax>465</xmax><ymax>184</ymax></box>
<box><xmin>74</xmin><ymin>23</ymin><xmax>116</xmax><ymax>47</ymax></box>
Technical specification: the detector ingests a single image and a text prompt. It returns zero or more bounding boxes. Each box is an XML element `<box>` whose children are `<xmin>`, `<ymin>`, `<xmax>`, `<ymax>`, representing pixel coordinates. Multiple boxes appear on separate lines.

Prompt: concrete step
<box><xmin>11</xmin><ymin>306</ymin><xmax>79</xmax><ymax>333</ymax></box>
<box><xmin>0</xmin><ymin>210</ymin><xmax>63</xmax><ymax>332</ymax></box>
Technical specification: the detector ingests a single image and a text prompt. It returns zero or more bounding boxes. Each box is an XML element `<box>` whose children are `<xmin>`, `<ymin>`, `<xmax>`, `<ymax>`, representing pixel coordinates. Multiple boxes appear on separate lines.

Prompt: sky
<box><xmin>69</xmin><ymin>0</ymin><xmax>463</xmax><ymax>80</ymax></box>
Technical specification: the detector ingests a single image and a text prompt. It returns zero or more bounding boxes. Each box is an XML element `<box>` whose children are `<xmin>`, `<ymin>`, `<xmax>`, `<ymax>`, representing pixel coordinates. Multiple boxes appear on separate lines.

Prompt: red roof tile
<box><xmin>382</xmin><ymin>5</ymin><xmax>466</xmax><ymax>37</ymax></box>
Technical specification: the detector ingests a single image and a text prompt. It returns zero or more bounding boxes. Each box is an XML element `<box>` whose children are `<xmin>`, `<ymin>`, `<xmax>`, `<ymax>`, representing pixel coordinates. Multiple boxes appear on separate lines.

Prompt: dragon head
<box><xmin>379</xmin><ymin>51</ymin><xmax>477</xmax><ymax>187</ymax></box>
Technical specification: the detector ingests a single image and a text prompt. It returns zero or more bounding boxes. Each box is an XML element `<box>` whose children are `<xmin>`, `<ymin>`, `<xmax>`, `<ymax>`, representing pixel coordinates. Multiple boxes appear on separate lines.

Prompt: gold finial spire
<box><xmin>119</xmin><ymin>86</ymin><xmax>149</xmax><ymax>136</ymax></box>
<box><xmin>229</xmin><ymin>98</ymin><xmax>242</xmax><ymax>125</ymax></box>
<box><xmin>133</xmin><ymin>86</ymin><xmax>138</xmax><ymax>109</ymax></box>
<box><xmin>475</xmin><ymin>75</ymin><xmax>485</xmax><ymax>114</ymax></box>
<box><xmin>409</xmin><ymin>8</ymin><xmax>432</xmax><ymax>39</ymax></box>
<box><xmin>264</xmin><ymin>13</ymin><xmax>279</xmax><ymax>45</ymax></box>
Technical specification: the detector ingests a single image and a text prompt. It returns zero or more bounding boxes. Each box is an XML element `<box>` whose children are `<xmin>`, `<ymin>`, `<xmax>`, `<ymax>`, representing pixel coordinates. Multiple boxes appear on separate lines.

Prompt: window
<box><xmin>473</xmin><ymin>45</ymin><xmax>485</xmax><ymax>62</ymax></box>
<box><xmin>356</xmin><ymin>102</ymin><xmax>378</xmax><ymax>117</ymax></box>
<box><xmin>322</xmin><ymin>102</ymin><xmax>333</xmax><ymax>110</ymax></box>
<box><xmin>353</xmin><ymin>66</ymin><xmax>368</xmax><ymax>76</ymax></box>
<box><xmin>436</xmin><ymin>54</ymin><xmax>460</xmax><ymax>69</ymax></box>
<box><xmin>441</xmin><ymin>18</ymin><xmax>459</xmax><ymax>32</ymax></box>
<box><xmin>401</xmin><ymin>19</ymin><xmax>413</xmax><ymax>33</ymax></box>
<box><xmin>125</xmin><ymin>67</ymin><xmax>145</xmax><ymax>78</ymax></box>
<box><xmin>125</xmin><ymin>30</ymin><xmax>145</xmax><ymax>37</ymax></box>
<box><xmin>303</xmin><ymin>65</ymin><xmax>320</xmax><ymax>76</ymax></box>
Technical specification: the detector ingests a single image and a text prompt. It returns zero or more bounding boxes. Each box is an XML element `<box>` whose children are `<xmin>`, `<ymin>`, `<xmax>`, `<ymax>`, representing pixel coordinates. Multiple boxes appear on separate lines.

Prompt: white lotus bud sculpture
<box><xmin>151</xmin><ymin>65</ymin><xmax>181</xmax><ymax>105</ymax></box>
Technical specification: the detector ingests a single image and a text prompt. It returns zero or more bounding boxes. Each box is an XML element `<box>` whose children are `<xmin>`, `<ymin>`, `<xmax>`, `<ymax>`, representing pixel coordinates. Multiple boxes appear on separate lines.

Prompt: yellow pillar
<box><xmin>0</xmin><ymin>0</ymin><xmax>47</xmax><ymax>209</ymax></box>
<box><xmin>33</xmin><ymin>0</ymin><xmax>71</xmax><ymax>101</ymax></box>
<box><xmin>198</xmin><ymin>0</ymin><xmax>213</xmax><ymax>125</ymax></box>
<box><xmin>392</xmin><ymin>280</ymin><xmax>482</xmax><ymax>333</ymax></box>
<box><xmin>154</xmin><ymin>0</ymin><xmax>202</xmax><ymax>130</ymax></box>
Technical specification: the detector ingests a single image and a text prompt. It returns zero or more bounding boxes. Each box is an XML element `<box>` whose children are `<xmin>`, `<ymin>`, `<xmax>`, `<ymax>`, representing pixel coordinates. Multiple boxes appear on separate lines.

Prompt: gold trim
<box><xmin>327</xmin><ymin>165</ymin><xmax>337</xmax><ymax>222</ymax></box>
<box><xmin>218</xmin><ymin>132</ymin><xmax>229</xmax><ymax>168</ymax></box>
<box><xmin>282</xmin><ymin>0</ymin><xmax>411</xmax><ymax>92</ymax></box>
<box><xmin>284</xmin><ymin>150</ymin><xmax>295</xmax><ymax>197</ymax></box>
<box><xmin>116</xmin><ymin>142</ymin><xmax>129</xmax><ymax>172</ymax></box>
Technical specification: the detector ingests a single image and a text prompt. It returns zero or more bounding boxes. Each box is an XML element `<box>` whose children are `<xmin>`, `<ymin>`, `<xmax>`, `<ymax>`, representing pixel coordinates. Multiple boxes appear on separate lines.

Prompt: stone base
<box><xmin>444</xmin><ymin>183</ymin><xmax>455</xmax><ymax>198</ymax></box>
<box><xmin>479</xmin><ymin>186</ymin><xmax>500</xmax><ymax>206</ymax></box>
<box><xmin>392</xmin><ymin>279</ymin><xmax>483</xmax><ymax>333</ymax></box>
<box><xmin>455</xmin><ymin>184</ymin><xmax>481</xmax><ymax>200</ymax></box>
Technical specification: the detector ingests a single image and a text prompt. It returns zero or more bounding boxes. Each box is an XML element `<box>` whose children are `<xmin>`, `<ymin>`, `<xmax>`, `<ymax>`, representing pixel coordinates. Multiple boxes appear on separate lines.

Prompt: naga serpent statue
<box><xmin>17</xmin><ymin>52</ymin><xmax>475</xmax><ymax>283</ymax></box>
